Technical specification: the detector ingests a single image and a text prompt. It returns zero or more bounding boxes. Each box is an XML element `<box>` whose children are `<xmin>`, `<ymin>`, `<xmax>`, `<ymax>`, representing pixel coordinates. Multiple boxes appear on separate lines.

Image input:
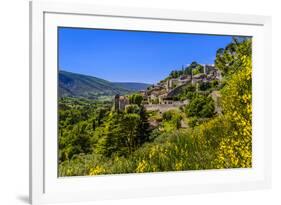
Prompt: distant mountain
<box><xmin>112</xmin><ymin>82</ymin><xmax>150</xmax><ymax>91</ymax></box>
<box><xmin>59</xmin><ymin>70</ymin><xmax>151</xmax><ymax>99</ymax></box>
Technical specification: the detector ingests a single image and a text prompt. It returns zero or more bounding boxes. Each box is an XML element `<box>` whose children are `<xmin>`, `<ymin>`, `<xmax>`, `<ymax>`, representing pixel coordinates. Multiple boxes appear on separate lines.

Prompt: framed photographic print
<box><xmin>30</xmin><ymin>1</ymin><xmax>272</xmax><ymax>204</ymax></box>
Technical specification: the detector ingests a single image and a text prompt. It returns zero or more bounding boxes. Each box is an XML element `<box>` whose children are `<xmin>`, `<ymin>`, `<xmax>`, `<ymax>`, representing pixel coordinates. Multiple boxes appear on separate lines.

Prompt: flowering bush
<box><xmin>214</xmin><ymin>55</ymin><xmax>252</xmax><ymax>168</ymax></box>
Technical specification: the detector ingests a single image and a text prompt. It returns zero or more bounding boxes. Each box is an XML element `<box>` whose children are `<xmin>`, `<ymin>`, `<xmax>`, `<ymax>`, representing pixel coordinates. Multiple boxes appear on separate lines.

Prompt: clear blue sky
<box><xmin>59</xmin><ymin>27</ymin><xmax>233</xmax><ymax>84</ymax></box>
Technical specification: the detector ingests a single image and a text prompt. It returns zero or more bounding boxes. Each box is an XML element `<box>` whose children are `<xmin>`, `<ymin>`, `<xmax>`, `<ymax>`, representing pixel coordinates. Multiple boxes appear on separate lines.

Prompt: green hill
<box><xmin>112</xmin><ymin>82</ymin><xmax>150</xmax><ymax>91</ymax></box>
<box><xmin>59</xmin><ymin>70</ymin><xmax>150</xmax><ymax>99</ymax></box>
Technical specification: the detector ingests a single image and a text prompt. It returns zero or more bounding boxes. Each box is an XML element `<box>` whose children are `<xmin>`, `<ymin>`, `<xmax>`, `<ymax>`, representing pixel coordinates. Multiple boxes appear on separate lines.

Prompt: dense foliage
<box><xmin>168</xmin><ymin>61</ymin><xmax>203</xmax><ymax>79</ymax></box>
<box><xmin>58</xmin><ymin>37</ymin><xmax>252</xmax><ymax>176</ymax></box>
<box><xmin>185</xmin><ymin>94</ymin><xmax>215</xmax><ymax>118</ymax></box>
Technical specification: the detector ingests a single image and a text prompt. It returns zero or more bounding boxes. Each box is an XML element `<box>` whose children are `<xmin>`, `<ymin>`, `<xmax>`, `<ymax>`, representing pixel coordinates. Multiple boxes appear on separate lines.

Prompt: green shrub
<box><xmin>162</xmin><ymin>110</ymin><xmax>182</xmax><ymax>130</ymax></box>
<box><xmin>185</xmin><ymin>94</ymin><xmax>215</xmax><ymax>118</ymax></box>
<box><xmin>129</xmin><ymin>93</ymin><xmax>143</xmax><ymax>106</ymax></box>
<box><xmin>199</xmin><ymin>82</ymin><xmax>211</xmax><ymax>91</ymax></box>
<box><xmin>125</xmin><ymin>104</ymin><xmax>140</xmax><ymax>114</ymax></box>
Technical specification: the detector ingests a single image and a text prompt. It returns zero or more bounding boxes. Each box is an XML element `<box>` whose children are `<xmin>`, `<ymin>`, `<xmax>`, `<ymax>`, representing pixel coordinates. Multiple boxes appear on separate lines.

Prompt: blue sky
<box><xmin>59</xmin><ymin>27</ymin><xmax>233</xmax><ymax>84</ymax></box>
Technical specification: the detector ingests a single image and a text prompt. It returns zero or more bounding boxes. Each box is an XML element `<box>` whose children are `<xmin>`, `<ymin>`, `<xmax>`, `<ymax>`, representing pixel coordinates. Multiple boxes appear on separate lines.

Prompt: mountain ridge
<box><xmin>59</xmin><ymin>70</ymin><xmax>151</xmax><ymax>99</ymax></box>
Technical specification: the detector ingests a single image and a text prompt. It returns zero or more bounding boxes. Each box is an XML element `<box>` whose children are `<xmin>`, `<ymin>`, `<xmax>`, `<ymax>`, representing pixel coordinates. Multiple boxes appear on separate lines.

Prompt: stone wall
<box><xmin>144</xmin><ymin>100</ymin><xmax>188</xmax><ymax>113</ymax></box>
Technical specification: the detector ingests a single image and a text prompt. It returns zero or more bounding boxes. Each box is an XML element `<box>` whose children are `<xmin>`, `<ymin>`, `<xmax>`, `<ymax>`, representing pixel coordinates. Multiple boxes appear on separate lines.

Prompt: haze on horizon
<box><xmin>58</xmin><ymin>27</ymin><xmax>234</xmax><ymax>84</ymax></box>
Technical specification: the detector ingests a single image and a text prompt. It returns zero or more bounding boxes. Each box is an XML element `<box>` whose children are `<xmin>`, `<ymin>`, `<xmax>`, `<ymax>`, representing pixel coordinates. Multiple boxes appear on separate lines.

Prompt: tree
<box><xmin>125</xmin><ymin>104</ymin><xmax>140</xmax><ymax>114</ymax></box>
<box><xmin>71</xmin><ymin>122</ymin><xmax>92</xmax><ymax>155</ymax></box>
<box><xmin>122</xmin><ymin>113</ymin><xmax>141</xmax><ymax>154</ymax></box>
<box><xmin>138</xmin><ymin>106</ymin><xmax>150</xmax><ymax>144</ymax></box>
<box><xmin>198</xmin><ymin>82</ymin><xmax>211</xmax><ymax>91</ymax></box>
<box><xmin>192</xmin><ymin>68</ymin><xmax>200</xmax><ymax>75</ymax></box>
<box><xmin>96</xmin><ymin>107</ymin><xmax>150</xmax><ymax>157</ymax></box>
<box><xmin>185</xmin><ymin>94</ymin><xmax>215</xmax><ymax>118</ymax></box>
<box><xmin>129</xmin><ymin>93</ymin><xmax>143</xmax><ymax>106</ymax></box>
<box><xmin>96</xmin><ymin>113</ymin><xmax>125</xmax><ymax>157</ymax></box>
<box><xmin>59</xmin><ymin>121</ymin><xmax>93</xmax><ymax>161</ymax></box>
<box><xmin>215</xmin><ymin>37</ymin><xmax>251</xmax><ymax>76</ymax></box>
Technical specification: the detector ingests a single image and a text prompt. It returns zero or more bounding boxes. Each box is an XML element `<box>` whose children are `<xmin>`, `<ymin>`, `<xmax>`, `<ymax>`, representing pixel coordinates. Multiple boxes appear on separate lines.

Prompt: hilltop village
<box><xmin>114</xmin><ymin>63</ymin><xmax>222</xmax><ymax>113</ymax></box>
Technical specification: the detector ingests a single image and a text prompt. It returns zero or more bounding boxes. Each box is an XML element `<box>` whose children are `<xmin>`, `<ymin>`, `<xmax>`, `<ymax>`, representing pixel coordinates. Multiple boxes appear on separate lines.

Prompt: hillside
<box><xmin>59</xmin><ymin>38</ymin><xmax>253</xmax><ymax>177</ymax></box>
<box><xmin>59</xmin><ymin>70</ymin><xmax>151</xmax><ymax>99</ymax></box>
<box><xmin>112</xmin><ymin>82</ymin><xmax>150</xmax><ymax>91</ymax></box>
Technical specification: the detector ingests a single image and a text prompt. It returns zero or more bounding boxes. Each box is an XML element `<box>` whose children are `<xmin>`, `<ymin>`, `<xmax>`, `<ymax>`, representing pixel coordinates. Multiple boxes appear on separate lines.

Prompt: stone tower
<box><xmin>114</xmin><ymin>94</ymin><xmax>120</xmax><ymax>112</ymax></box>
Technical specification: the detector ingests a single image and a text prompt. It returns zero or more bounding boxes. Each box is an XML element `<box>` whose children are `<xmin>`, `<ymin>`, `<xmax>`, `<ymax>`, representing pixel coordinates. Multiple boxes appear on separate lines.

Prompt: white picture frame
<box><xmin>30</xmin><ymin>1</ymin><xmax>272</xmax><ymax>204</ymax></box>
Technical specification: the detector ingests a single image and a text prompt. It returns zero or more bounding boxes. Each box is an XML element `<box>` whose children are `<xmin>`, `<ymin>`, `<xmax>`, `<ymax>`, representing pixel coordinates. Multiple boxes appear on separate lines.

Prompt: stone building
<box><xmin>141</xmin><ymin>64</ymin><xmax>222</xmax><ymax>107</ymax></box>
<box><xmin>166</xmin><ymin>76</ymin><xmax>191</xmax><ymax>91</ymax></box>
<box><xmin>114</xmin><ymin>94</ymin><xmax>129</xmax><ymax>112</ymax></box>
